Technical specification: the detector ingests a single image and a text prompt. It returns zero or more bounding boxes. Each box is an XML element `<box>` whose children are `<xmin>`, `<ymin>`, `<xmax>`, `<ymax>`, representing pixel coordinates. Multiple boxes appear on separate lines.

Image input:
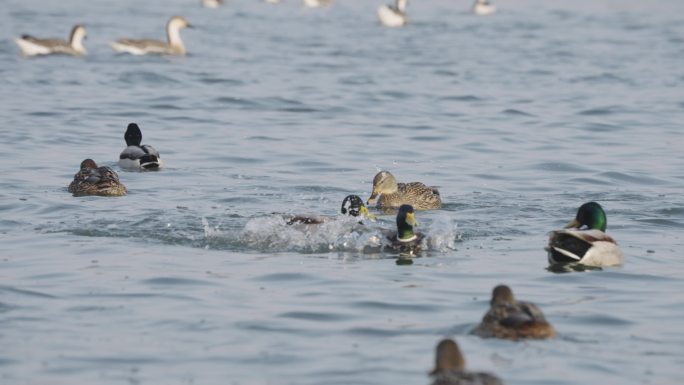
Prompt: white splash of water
<box><xmin>425</xmin><ymin>212</ymin><xmax>459</xmax><ymax>252</ymax></box>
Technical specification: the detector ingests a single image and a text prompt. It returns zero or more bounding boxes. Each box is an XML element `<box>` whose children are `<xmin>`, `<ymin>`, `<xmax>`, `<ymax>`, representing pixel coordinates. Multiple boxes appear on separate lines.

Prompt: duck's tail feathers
<box><xmin>140</xmin><ymin>154</ymin><xmax>161</xmax><ymax>169</ymax></box>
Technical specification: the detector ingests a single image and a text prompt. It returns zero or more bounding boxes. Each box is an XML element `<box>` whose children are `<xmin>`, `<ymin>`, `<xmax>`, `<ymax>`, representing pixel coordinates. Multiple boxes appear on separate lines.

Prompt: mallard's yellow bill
<box><xmin>360</xmin><ymin>206</ymin><xmax>376</xmax><ymax>220</ymax></box>
<box><xmin>564</xmin><ymin>218</ymin><xmax>580</xmax><ymax>229</ymax></box>
<box><xmin>406</xmin><ymin>212</ymin><xmax>417</xmax><ymax>227</ymax></box>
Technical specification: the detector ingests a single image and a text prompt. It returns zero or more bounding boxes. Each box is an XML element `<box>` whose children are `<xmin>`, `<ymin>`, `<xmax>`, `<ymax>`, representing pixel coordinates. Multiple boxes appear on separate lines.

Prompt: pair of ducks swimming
<box><xmin>428</xmin><ymin>284</ymin><xmax>554</xmax><ymax>384</ymax></box>
<box><xmin>377</xmin><ymin>0</ymin><xmax>496</xmax><ymax>28</ymax></box>
<box><xmin>15</xmin><ymin>16</ymin><xmax>191</xmax><ymax>57</ymax></box>
<box><xmin>68</xmin><ymin>123</ymin><xmax>163</xmax><ymax>197</ymax></box>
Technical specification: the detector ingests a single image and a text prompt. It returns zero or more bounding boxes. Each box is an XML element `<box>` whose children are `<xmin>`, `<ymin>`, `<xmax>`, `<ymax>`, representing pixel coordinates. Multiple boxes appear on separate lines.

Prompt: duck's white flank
<box><xmin>547</xmin><ymin>229</ymin><xmax>624</xmax><ymax>267</ymax></box>
<box><xmin>378</xmin><ymin>0</ymin><xmax>408</xmax><ymax>27</ymax></box>
<box><xmin>202</xmin><ymin>0</ymin><xmax>223</xmax><ymax>8</ymax></box>
<box><xmin>303</xmin><ymin>0</ymin><xmax>332</xmax><ymax>8</ymax></box>
<box><xmin>472</xmin><ymin>0</ymin><xmax>496</xmax><ymax>16</ymax></box>
<box><xmin>15</xmin><ymin>25</ymin><xmax>87</xmax><ymax>57</ymax></box>
<box><xmin>111</xmin><ymin>16</ymin><xmax>190</xmax><ymax>56</ymax></box>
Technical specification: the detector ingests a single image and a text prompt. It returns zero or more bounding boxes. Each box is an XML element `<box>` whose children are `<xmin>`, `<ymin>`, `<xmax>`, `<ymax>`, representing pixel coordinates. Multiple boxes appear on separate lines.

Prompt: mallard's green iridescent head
<box><xmin>367</xmin><ymin>171</ymin><xmax>398</xmax><ymax>205</ymax></box>
<box><xmin>340</xmin><ymin>195</ymin><xmax>373</xmax><ymax>218</ymax></box>
<box><xmin>565</xmin><ymin>202</ymin><xmax>607</xmax><ymax>232</ymax></box>
<box><xmin>431</xmin><ymin>338</ymin><xmax>466</xmax><ymax>374</ymax></box>
<box><xmin>396</xmin><ymin>204</ymin><xmax>417</xmax><ymax>241</ymax></box>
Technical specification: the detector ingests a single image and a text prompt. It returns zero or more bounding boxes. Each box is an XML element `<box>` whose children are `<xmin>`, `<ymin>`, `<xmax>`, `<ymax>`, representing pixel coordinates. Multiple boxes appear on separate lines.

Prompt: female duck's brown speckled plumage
<box><xmin>366</xmin><ymin>171</ymin><xmax>441</xmax><ymax>210</ymax></box>
<box><xmin>68</xmin><ymin>159</ymin><xmax>127</xmax><ymax>197</ymax></box>
<box><xmin>471</xmin><ymin>285</ymin><xmax>555</xmax><ymax>340</ymax></box>
<box><xmin>430</xmin><ymin>339</ymin><xmax>504</xmax><ymax>385</ymax></box>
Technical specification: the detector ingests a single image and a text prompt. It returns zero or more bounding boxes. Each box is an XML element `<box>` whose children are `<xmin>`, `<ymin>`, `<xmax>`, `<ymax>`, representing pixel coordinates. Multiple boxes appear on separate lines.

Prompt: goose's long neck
<box><xmin>70</xmin><ymin>30</ymin><xmax>86</xmax><ymax>54</ymax></box>
<box><xmin>167</xmin><ymin>24</ymin><xmax>185</xmax><ymax>53</ymax></box>
<box><xmin>396</xmin><ymin>0</ymin><xmax>407</xmax><ymax>12</ymax></box>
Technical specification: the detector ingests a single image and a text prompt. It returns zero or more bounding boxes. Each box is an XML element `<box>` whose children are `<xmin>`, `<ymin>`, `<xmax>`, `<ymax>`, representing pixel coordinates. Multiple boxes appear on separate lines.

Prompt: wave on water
<box><xmin>39</xmin><ymin>209</ymin><xmax>460</xmax><ymax>256</ymax></box>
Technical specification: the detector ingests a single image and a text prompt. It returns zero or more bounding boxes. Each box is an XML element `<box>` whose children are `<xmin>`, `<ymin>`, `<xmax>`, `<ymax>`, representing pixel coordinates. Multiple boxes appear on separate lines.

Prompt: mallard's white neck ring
<box><xmin>398</xmin><ymin>234</ymin><xmax>417</xmax><ymax>243</ymax></box>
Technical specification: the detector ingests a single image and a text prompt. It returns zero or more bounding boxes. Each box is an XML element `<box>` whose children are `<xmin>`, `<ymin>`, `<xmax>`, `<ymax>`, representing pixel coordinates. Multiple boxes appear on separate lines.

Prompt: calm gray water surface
<box><xmin>1</xmin><ymin>0</ymin><xmax>684</xmax><ymax>384</ymax></box>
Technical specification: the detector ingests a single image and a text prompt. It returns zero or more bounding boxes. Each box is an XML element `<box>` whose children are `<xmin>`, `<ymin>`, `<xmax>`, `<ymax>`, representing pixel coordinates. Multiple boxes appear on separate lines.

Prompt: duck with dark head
<box><xmin>546</xmin><ymin>202</ymin><xmax>624</xmax><ymax>267</ymax></box>
<box><xmin>285</xmin><ymin>195</ymin><xmax>375</xmax><ymax>225</ymax></box>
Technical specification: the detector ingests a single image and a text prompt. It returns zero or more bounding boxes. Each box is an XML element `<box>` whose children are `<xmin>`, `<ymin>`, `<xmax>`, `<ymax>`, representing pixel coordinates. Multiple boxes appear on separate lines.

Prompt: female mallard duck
<box><xmin>382</xmin><ymin>204</ymin><xmax>424</xmax><ymax>254</ymax></box>
<box><xmin>430</xmin><ymin>339</ymin><xmax>503</xmax><ymax>385</ymax></box>
<box><xmin>111</xmin><ymin>16</ymin><xmax>192</xmax><ymax>56</ymax></box>
<box><xmin>15</xmin><ymin>25</ymin><xmax>87</xmax><ymax>57</ymax></box>
<box><xmin>471</xmin><ymin>285</ymin><xmax>555</xmax><ymax>340</ymax></box>
<box><xmin>118</xmin><ymin>123</ymin><xmax>164</xmax><ymax>170</ymax></box>
<box><xmin>68</xmin><ymin>159</ymin><xmax>127</xmax><ymax>197</ymax></box>
<box><xmin>367</xmin><ymin>171</ymin><xmax>441</xmax><ymax>210</ymax></box>
<box><xmin>546</xmin><ymin>202</ymin><xmax>624</xmax><ymax>267</ymax></box>
<box><xmin>285</xmin><ymin>195</ymin><xmax>375</xmax><ymax>225</ymax></box>
<box><xmin>377</xmin><ymin>0</ymin><xmax>408</xmax><ymax>27</ymax></box>
<box><xmin>472</xmin><ymin>0</ymin><xmax>496</xmax><ymax>16</ymax></box>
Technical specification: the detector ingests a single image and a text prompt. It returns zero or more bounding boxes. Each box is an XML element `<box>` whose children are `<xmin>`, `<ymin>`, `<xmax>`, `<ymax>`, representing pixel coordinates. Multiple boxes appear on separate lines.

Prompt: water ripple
<box><xmin>0</xmin><ymin>285</ymin><xmax>58</xmax><ymax>299</ymax></box>
<box><xmin>142</xmin><ymin>277</ymin><xmax>218</xmax><ymax>286</ymax></box>
<box><xmin>278</xmin><ymin>311</ymin><xmax>355</xmax><ymax>322</ymax></box>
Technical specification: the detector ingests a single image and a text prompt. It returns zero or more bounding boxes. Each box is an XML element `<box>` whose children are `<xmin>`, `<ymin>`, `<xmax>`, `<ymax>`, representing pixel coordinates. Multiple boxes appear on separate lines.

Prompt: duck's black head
<box><xmin>567</xmin><ymin>202</ymin><xmax>607</xmax><ymax>232</ymax></box>
<box><xmin>124</xmin><ymin>123</ymin><xmax>143</xmax><ymax>146</ymax></box>
<box><xmin>396</xmin><ymin>204</ymin><xmax>417</xmax><ymax>240</ymax></box>
<box><xmin>341</xmin><ymin>195</ymin><xmax>367</xmax><ymax>217</ymax></box>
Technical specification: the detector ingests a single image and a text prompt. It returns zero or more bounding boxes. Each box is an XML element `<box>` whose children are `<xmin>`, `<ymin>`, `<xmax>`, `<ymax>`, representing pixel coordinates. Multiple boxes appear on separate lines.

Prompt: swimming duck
<box><xmin>430</xmin><ymin>339</ymin><xmax>504</xmax><ymax>385</ymax></box>
<box><xmin>303</xmin><ymin>0</ymin><xmax>332</xmax><ymax>7</ymax></box>
<box><xmin>111</xmin><ymin>16</ymin><xmax>192</xmax><ymax>56</ymax></box>
<box><xmin>15</xmin><ymin>25</ymin><xmax>87</xmax><ymax>57</ymax></box>
<box><xmin>367</xmin><ymin>171</ymin><xmax>441</xmax><ymax>210</ymax></box>
<box><xmin>68</xmin><ymin>159</ymin><xmax>127</xmax><ymax>197</ymax></box>
<box><xmin>377</xmin><ymin>0</ymin><xmax>408</xmax><ymax>27</ymax></box>
<box><xmin>471</xmin><ymin>285</ymin><xmax>555</xmax><ymax>340</ymax></box>
<box><xmin>118</xmin><ymin>123</ymin><xmax>164</xmax><ymax>170</ymax></box>
<box><xmin>472</xmin><ymin>0</ymin><xmax>496</xmax><ymax>16</ymax></box>
<box><xmin>286</xmin><ymin>195</ymin><xmax>374</xmax><ymax>225</ymax></box>
<box><xmin>546</xmin><ymin>202</ymin><xmax>624</xmax><ymax>267</ymax></box>
<box><xmin>202</xmin><ymin>0</ymin><xmax>223</xmax><ymax>8</ymax></box>
<box><xmin>382</xmin><ymin>204</ymin><xmax>424</xmax><ymax>254</ymax></box>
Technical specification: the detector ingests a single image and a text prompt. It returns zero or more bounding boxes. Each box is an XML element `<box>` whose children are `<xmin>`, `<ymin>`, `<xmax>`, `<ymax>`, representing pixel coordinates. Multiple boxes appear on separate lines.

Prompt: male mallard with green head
<box><xmin>367</xmin><ymin>171</ymin><xmax>441</xmax><ymax>210</ymax></box>
<box><xmin>430</xmin><ymin>339</ymin><xmax>504</xmax><ymax>385</ymax></box>
<box><xmin>546</xmin><ymin>202</ymin><xmax>624</xmax><ymax>267</ymax></box>
<box><xmin>383</xmin><ymin>204</ymin><xmax>424</xmax><ymax>254</ymax></box>
<box><xmin>68</xmin><ymin>159</ymin><xmax>127</xmax><ymax>197</ymax></box>
<box><xmin>285</xmin><ymin>195</ymin><xmax>375</xmax><ymax>225</ymax></box>
<box><xmin>471</xmin><ymin>285</ymin><xmax>555</xmax><ymax>340</ymax></box>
